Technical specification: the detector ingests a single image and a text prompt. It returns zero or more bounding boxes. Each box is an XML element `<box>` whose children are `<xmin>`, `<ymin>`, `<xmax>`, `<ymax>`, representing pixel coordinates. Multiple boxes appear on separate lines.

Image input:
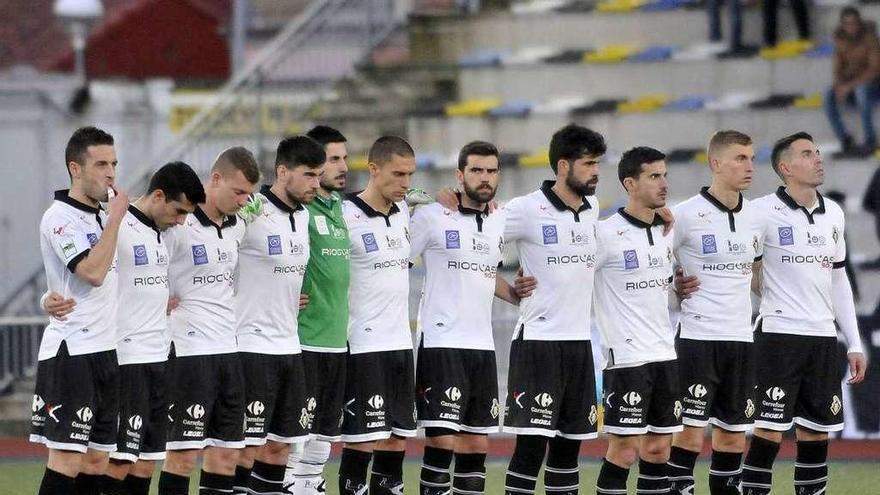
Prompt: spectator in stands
<box><xmin>825</xmin><ymin>6</ymin><xmax>880</xmax><ymax>158</ymax></box>
<box><xmin>709</xmin><ymin>0</ymin><xmax>755</xmax><ymax>57</ymax></box>
<box><xmin>763</xmin><ymin>0</ymin><xmax>810</xmax><ymax>47</ymax></box>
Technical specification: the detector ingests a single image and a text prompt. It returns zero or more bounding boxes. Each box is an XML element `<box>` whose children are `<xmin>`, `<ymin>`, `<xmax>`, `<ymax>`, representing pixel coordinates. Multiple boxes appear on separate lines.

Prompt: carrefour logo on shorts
<box><xmin>267</xmin><ymin>235</ymin><xmax>282</xmax><ymax>255</ymax></box>
<box><xmin>701</xmin><ymin>234</ymin><xmax>717</xmax><ymax>254</ymax></box>
<box><xmin>542</xmin><ymin>224</ymin><xmax>558</xmax><ymax>245</ymax></box>
<box><xmin>778</xmin><ymin>226</ymin><xmax>794</xmax><ymax>246</ymax></box>
<box><xmin>191</xmin><ymin>244</ymin><xmax>208</xmax><ymax>265</ymax></box>
<box><xmin>445</xmin><ymin>230</ymin><xmax>460</xmax><ymax>249</ymax></box>
<box><xmin>362</xmin><ymin>233</ymin><xmax>379</xmax><ymax>253</ymax></box>
<box><xmin>133</xmin><ymin>244</ymin><xmax>149</xmax><ymax>265</ymax></box>
<box><xmin>623</xmin><ymin>249</ymin><xmax>639</xmax><ymax>270</ymax></box>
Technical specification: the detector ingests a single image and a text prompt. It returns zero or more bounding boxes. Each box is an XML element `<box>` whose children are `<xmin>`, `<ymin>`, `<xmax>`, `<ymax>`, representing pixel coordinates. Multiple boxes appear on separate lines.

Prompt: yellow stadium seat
<box><xmin>445</xmin><ymin>98</ymin><xmax>502</xmax><ymax>117</ymax></box>
<box><xmin>584</xmin><ymin>44</ymin><xmax>639</xmax><ymax>63</ymax></box>
<box><xmin>760</xmin><ymin>40</ymin><xmax>814</xmax><ymax>59</ymax></box>
<box><xmin>518</xmin><ymin>149</ymin><xmax>550</xmax><ymax>168</ymax></box>
<box><xmin>794</xmin><ymin>93</ymin><xmax>823</xmax><ymax>109</ymax></box>
<box><xmin>596</xmin><ymin>0</ymin><xmax>646</xmax><ymax>13</ymax></box>
<box><xmin>349</xmin><ymin>155</ymin><xmax>369</xmax><ymax>171</ymax></box>
<box><xmin>617</xmin><ymin>94</ymin><xmax>671</xmax><ymax>113</ymax></box>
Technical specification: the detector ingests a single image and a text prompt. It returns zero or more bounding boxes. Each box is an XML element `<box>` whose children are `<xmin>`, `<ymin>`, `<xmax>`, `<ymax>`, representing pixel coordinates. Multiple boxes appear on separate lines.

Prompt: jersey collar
<box><xmin>54</xmin><ymin>189</ymin><xmax>101</xmax><ymax>214</ymax></box>
<box><xmin>618</xmin><ymin>207</ymin><xmax>664</xmax><ymax>246</ymax></box>
<box><xmin>346</xmin><ymin>192</ymin><xmax>400</xmax><ymax>227</ymax></box>
<box><xmin>55</xmin><ymin>189</ymin><xmax>104</xmax><ymax>229</ymax></box>
<box><xmin>775</xmin><ymin>186</ymin><xmax>826</xmax><ymax>224</ymax></box>
<box><xmin>128</xmin><ymin>204</ymin><xmax>161</xmax><ymax>242</ymax></box>
<box><xmin>700</xmin><ymin>186</ymin><xmax>743</xmax><ymax>213</ymax></box>
<box><xmin>193</xmin><ymin>204</ymin><xmax>238</xmax><ymax>238</ymax></box>
<box><xmin>261</xmin><ymin>185</ymin><xmax>304</xmax><ymax>213</ymax></box>
<box><xmin>455</xmin><ymin>192</ymin><xmax>490</xmax><ymax>232</ymax></box>
<box><xmin>700</xmin><ymin>186</ymin><xmax>742</xmax><ymax>232</ymax></box>
<box><xmin>539</xmin><ymin>180</ymin><xmax>591</xmax><ymax>222</ymax></box>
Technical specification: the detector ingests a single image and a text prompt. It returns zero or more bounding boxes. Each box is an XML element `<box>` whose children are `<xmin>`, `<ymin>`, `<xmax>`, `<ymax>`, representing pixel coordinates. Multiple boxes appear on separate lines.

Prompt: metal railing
<box><xmin>0</xmin><ymin>0</ymin><xmax>403</xmax><ymax>321</ymax></box>
<box><xmin>127</xmin><ymin>0</ymin><xmax>401</xmax><ymax>191</ymax></box>
<box><xmin>0</xmin><ymin>317</ymin><xmax>45</xmax><ymax>394</ymax></box>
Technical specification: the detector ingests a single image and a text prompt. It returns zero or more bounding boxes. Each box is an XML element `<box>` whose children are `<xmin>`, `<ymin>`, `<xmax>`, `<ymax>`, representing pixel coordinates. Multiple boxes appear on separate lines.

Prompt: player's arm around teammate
<box><xmin>230</xmin><ymin>136</ymin><xmax>325</xmax><ymax>495</ymax></box>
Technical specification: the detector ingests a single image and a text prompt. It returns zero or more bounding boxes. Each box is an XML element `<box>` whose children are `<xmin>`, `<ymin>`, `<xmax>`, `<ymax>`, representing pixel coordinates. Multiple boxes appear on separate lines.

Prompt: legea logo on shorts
<box><xmin>445</xmin><ymin>230</ymin><xmax>460</xmax><ymax>249</ymax></box>
<box><xmin>542</xmin><ymin>225</ymin><xmax>558</xmax><ymax>245</ymax></box>
<box><xmin>778</xmin><ymin>226</ymin><xmax>794</xmax><ymax>246</ymax></box>
<box><xmin>191</xmin><ymin>245</ymin><xmax>208</xmax><ymax>265</ymax></box>
<box><xmin>701</xmin><ymin>234</ymin><xmax>717</xmax><ymax>254</ymax></box>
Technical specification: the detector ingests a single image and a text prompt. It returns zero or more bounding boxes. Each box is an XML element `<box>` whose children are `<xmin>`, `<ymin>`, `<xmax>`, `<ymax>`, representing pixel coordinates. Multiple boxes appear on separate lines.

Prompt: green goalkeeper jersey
<box><xmin>298</xmin><ymin>191</ymin><xmax>351</xmax><ymax>351</ymax></box>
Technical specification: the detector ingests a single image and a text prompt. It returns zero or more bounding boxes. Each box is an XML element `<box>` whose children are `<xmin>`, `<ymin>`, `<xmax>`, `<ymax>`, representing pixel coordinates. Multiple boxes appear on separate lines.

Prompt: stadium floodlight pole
<box><xmin>53</xmin><ymin>0</ymin><xmax>104</xmax><ymax>82</ymax></box>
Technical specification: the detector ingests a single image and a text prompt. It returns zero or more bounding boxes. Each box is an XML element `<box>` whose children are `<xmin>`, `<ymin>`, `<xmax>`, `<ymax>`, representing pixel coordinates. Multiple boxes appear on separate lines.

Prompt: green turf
<box><xmin>2</xmin><ymin>460</ymin><xmax>877</xmax><ymax>494</ymax></box>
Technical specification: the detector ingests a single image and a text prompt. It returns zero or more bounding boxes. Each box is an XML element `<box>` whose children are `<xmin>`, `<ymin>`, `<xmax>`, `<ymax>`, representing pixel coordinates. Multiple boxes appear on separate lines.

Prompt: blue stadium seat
<box><xmin>458</xmin><ymin>49</ymin><xmax>507</xmax><ymax>67</ymax></box>
<box><xmin>630</xmin><ymin>45</ymin><xmax>676</xmax><ymax>62</ymax></box>
<box><xmin>488</xmin><ymin>100</ymin><xmax>534</xmax><ymax>118</ymax></box>
<box><xmin>663</xmin><ymin>95</ymin><xmax>708</xmax><ymax>111</ymax></box>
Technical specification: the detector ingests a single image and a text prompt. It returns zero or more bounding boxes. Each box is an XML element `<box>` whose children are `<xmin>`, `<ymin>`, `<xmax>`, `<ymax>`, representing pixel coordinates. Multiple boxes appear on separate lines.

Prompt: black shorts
<box><xmin>302</xmin><ymin>350</ymin><xmax>347</xmax><ymax>441</ymax></box>
<box><xmin>416</xmin><ymin>345</ymin><xmax>499</xmax><ymax>434</ymax></box>
<box><xmin>165</xmin><ymin>351</ymin><xmax>246</xmax><ymax>450</ymax></box>
<box><xmin>241</xmin><ymin>352</ymin><xmax>311</xmax><ymax>446</ymax></box>
<box><xmin>753</xmin><ymin>327</ymin><xmax>844</xmax><ymax>432</ymax></box>
<box><xmin>603</xmin><ymin>359</ymin><xmax>683</xmax><ymax>436</ymax></box>
<box><xmin>341</xmin><ymin>350</ymin><xmax>416</xmax><ymax>443</ymax></box>
<box><xmin>503</xmin><ymin>337</ymin><xmax>599</xmax><ymax>440</ymax></box>
<box><xmin>111</xmin><ymin>361</ymin><xmax>168</xmax><ymax>462</ymax></box>
<box><xmin>30</xmin><ymin>342</ymin><xmax>120</xmax><ymax>453</ymax></box>
<box><xmin>676</xmin><ymin>338</ymin><xmax>756</xmax><ymax>432</ymax></box>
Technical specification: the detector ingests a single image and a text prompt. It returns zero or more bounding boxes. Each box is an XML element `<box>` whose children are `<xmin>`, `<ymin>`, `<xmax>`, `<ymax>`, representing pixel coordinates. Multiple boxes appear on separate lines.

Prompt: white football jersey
<box><xmin>235</xmin><ymin>186</ymin><xmax>310</xmax><ymax>355</ymax></box>
<box><xmin>672</xmin><ymin>188</ymin><xmax>763</xmax><ymax>342</ymax></box>
<box><xmin>165</xmin><ymin>206</ymin><xmax>245</xmax><ymax>357</ymax></box>
<box><xmin>502</xmin><ymin>181</ymin><xmax>599</xmax><ymax>341</ymax></box>
<box><xmin>38</xmin><ymin>190</ymin><xmax>118</xmax><ymax>360</ymax></box>
<box><xmin>410</xmin><ymin>201</ymin><xmax>505</xmax><ymax>350</ymax></box>
<box><xmin>753</xmin><ymin>187</ymin><xmax>847</xmax><ymax>338</ymax></box>
<box><xmin>344</xmin><ymin>195</ymin><xmax>413</xmax><ymax>355</ymax></box>
<box><xmin>593</xmin><ymin>209</ymin><xmax>676</xmax><ymax>368</ymax></box>
<box><xmin>115</xmin><ymin>205</ymin><xmax>171</xmax><ymax>365</ymax></box>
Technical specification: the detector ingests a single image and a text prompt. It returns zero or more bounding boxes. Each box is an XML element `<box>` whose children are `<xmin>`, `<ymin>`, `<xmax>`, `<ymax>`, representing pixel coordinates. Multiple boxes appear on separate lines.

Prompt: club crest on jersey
<box><xmin>267</xmin><ymin>235</ymin><xmax>282</xmax><ymax>255</ymax></box>
<box><xmin>778</xmin><ymin>226</ymin><xmax>794</xmax><ymax>246</ymax></box>
<box><xmin>623</xmin><ymin>249</ymin><xmax>639</xmax><ymax>269</ymax></box>
<box><xmin>701</xmin><ymin>234</ymin><xmax>717</xmax><ymax>254</ymax></box>
<box><xmin>86</xmin><ymin>233</ymin><xmax>98</xmax><ymax>247</ymax></box>
<box><xmin>542</xmin><ymin>224</ymin><xmax>558</xmax><ymax>245</ymax></box>
<box><xmin>362</xmin><ymin>233</ymin><xmax>379</xmax><ymax>253</ymax></box>
<box><xmin>445</xmin><ymin>230</ymin><xmax>460</xmax><ymax>249</ymax></box>
<box><xmin>133</xmin><ymin>245</ymin><xmax>149</xmax><ymax>265</ymax></box>
<box><xmin>191</xmin><ymin>244</ymin><xmax>208</xmax><ymax>265</ymax></box>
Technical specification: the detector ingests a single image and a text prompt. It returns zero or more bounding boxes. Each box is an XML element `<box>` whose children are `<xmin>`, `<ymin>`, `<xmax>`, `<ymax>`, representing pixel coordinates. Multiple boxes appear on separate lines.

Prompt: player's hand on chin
<box><xmin>847</xmin><ymin>352</ymin><xmax>867</xmax><ymax>385</ymax></box>
<box><xmin>107</xmin><ymin>186</ymin><xmax>129</xmax><ymax>222</ymax></box>
<box><xmin>514</xmin><ymin>268</ymin><xmax>537</xmax><ymax>300</ymax></box>
<box><xmin>673</xmin><ymin>267</ymin><xmax>700</xmax><ymax>300</ymax></box>
<box><xmin>657</xmin><ymin>207</ymin><xmax>674</xmax><ymax>236</ymax></box>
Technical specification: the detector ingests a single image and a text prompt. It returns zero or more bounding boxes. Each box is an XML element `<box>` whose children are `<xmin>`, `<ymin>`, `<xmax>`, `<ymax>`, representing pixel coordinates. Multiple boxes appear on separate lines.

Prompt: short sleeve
<box><xmin>594</xmin><ymin>222</ymin><xmax>608</xmax><ymax>268</ymax></box>
<box><xmin>671</xmin><ymin>205</ymin><xmax>686</xmax><ymax>254</ymax></box>
<box><xmin>833</xmin><ymin>214</ymin><xmax>847</xmax><ymax>268</ymax></box>
<box><xmin>502</xmin><ymin>198</ymin><xmax>527</xmax><ymax>242</ymax></box>
<box><xmin>408</xmin><ymin>205</ymin><xmax>434</xmax><ymax>259</ymax></box>
<box><xmin>44</xmin><ymin>212</ymin><xmax>95</xmax><ymax>273</ymax></box>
